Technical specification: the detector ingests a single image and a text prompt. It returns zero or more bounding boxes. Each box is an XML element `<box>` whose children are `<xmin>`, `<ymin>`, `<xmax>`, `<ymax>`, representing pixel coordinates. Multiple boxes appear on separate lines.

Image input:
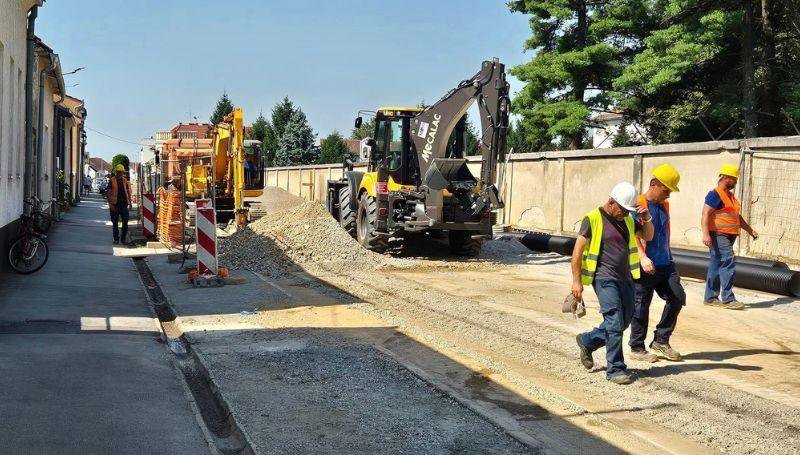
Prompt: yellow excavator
<box><xmin>184</xmin><ymin>108</ymin><xmax>265</xmax><ymax>227</ymax></box>
<box><xmin>325</xmin><ymin>59</ymin><xmax>509</xmax><ymax>255</ymax></box>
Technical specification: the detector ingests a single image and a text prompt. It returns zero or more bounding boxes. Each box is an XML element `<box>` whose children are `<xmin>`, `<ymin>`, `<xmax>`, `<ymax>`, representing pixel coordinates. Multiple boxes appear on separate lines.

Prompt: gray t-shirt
<box><xmin>578</xmin><ymin>208</ymin><xmax>640</xmax><ymax>282</ymax></box>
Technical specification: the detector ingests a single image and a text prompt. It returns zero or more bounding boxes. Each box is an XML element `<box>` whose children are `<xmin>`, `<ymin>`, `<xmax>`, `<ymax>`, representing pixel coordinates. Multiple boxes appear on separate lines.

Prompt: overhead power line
<box><xmin>84</xmin><ymin>126</ymin><xmax>147</xmax><ymax>146</ymax></box>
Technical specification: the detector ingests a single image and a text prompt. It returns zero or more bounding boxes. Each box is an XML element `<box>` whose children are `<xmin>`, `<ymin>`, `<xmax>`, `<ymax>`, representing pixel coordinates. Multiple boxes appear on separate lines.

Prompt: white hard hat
<box><xmin>609</xmin><ymin>181</ymin><xmax>638</xmax><ymax>211</ymax></box>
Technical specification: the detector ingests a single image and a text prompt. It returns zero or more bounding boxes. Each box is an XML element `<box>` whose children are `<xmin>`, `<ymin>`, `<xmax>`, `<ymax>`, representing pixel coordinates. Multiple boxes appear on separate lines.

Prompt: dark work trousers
<box><xmin>111</xmin><ymin>205</ymin><xmax>130</xmax><ymax>243</ymax></box>
<box><xmin>630</xmin><ymin>263</ymin><xmax>686</xmax><ymax>351</ymax></box>
<box><xmin>580</xmin><ymin>279</ymin><xmax>635</xmax><ymax>379</ymax></box>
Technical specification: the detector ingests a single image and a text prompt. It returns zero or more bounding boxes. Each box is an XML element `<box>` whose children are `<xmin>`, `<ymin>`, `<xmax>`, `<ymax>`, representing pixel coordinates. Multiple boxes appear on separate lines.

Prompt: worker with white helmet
<box><xmin>629</xmin><ymin>164</ymin><xmax>685</xmax><ymax>363</ymax></box>
<box><xmin>571</xmin><ymin>181</ymin><xmax>654</xmax><ymax>385</ymax></box>
<box><xmin>701</xmin><ymin>164</ymin><xmax>759</xmax><ymax>310</ymax></box>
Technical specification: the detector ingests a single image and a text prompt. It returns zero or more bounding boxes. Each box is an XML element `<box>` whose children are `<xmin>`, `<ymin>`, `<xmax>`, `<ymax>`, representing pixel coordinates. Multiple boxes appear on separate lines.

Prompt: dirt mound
<box><xmin>249</xmin><ymin>186</ymin><xmax>305</xmax><ymax>216</ymax></box>
<box><xmin>220</xmin><ymin>200</ymin><xmax>389</xmax><ymax>276</ymax></box>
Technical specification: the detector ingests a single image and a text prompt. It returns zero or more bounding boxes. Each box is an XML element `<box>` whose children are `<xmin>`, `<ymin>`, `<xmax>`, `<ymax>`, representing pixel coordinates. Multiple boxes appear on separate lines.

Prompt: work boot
<box><xmin>608</xmin><ymin>372</ymin><xmax>633</xmax><ymax>385</ymax></box>
<box><xmin>703</xmin><ymin>297</ymin><xmax>722</xmax><ymax>307</ymax></box>
<box><xmin>649</xmin><ymin>341</ymin><xmax>682</xmax><ymax>361</ymax></box>
<box><xmin>720</xmin><ymin>300</ymin><xmax>745</xmax><ymax>310</ymax></box>
<box><xmin>113</xmin><ymin>239</ymin><xmax>119</xmax><ymax>245</ymax></box>
<box><xmin>576</xmin><ymin>334</ymin><xmax>594</xmax><ymax>370</ymax></box>
<box><xmin>629</xmin><ymin>349</ymin><xmax>659</xmax><ymax>363</ymax></box>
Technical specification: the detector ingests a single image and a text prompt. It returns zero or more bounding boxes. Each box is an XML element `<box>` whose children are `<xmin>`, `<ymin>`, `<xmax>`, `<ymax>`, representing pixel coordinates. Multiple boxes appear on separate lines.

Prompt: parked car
<box><xmin>93</xmin><ymin>177</ymin><xmax>107</xmax><ymax>194</ymax></box>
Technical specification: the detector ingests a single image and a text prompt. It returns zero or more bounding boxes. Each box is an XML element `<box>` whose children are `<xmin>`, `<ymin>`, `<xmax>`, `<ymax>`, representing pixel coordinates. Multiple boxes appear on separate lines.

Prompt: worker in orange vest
<box><xmin>701</xmin><ymin>165</ymin><xmax>758</xmax><ymax>309</ymax></box>
<box><xmin>107</xmin><ymin>164</ymin><xmax>132</xmax><ymax>245</ymax></box>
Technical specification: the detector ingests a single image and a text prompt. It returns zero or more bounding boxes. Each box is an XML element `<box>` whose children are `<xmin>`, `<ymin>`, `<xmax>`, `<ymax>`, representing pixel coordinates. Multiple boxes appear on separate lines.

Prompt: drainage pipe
<box><xmin>505</xmin><ymin>231</ymin><xmax>800</xmax><ymax>297</ymax></box>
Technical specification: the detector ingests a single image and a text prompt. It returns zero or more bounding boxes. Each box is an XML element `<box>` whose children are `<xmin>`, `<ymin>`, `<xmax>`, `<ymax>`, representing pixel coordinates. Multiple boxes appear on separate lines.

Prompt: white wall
<box><xmin>0</xmin><ymin>0</ymin><xmax>31</xmax><ymax>228</ymax></box>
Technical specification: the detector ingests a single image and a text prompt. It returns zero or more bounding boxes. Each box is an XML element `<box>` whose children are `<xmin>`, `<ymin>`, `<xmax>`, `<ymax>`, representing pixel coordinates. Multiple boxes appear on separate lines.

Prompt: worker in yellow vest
<box><xmin>107</xmin><ymin>164</ymin><xmax>132</xmax><ymax>245</ymax></box>
<box><xmin>629</xmin><ymin>164</ymin><xmax>685</xmax><ymax>363</ymax></box>
<box><xmin>571</xmin><ymin>182</ymin><xmax>654</xmax><ymax>385</ymax></box>
<box><xmin>701</xmin><ymin>165</ymin><xmax>758</xmax><ymax>309</ymax></box>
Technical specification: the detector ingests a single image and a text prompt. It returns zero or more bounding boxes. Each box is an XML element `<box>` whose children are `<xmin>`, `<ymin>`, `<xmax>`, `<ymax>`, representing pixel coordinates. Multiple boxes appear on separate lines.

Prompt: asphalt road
<box><xmin>0</xmin><ymin>195</ymin><xmax>209</xmax><ymax>454</ymax></box>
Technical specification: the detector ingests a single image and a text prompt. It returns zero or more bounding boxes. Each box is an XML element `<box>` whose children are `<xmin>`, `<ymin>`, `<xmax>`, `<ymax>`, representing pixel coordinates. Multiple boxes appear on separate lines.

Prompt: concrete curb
<box><xmin>133</xmin><ymin>257</ymin><xmax>261</xmax><ymax>455</ymax></box>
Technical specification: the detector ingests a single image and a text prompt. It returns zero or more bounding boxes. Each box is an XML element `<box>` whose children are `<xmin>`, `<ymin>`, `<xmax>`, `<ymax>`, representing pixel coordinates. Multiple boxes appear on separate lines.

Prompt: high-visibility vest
<box><xmin>107</xmin><ymin>177</ymin><xmax>131</xmax><ymax>207</ymax></box>
<box><xmin>708</xmin><ymin>186</ymin><xmax>741</xmax><ymax>235</ymax></box>
<box><xmin>581</xmin><ymin>208</ymin><xmax>641</xmax><ymax>285</ymax></box>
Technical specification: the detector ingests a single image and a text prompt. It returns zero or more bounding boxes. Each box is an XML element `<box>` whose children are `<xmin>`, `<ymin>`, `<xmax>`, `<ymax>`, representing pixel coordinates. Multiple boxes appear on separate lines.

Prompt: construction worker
<box><xmin>107</xmin><ymin>164</ymin><xmax>132</xmax><ymax>245</ymax></box>
<box><xmin>572</xmin><ymin>182</ymin><xmax>654</xmax><ymax>385</ymax></box>
<box><xmin>629</xmin><ymin>165</ymin><xmax>685</xmax><ymax>363</ymax></box>
<box><xmin>701</xmin><ymin>165</ymin><xmax>758</xmax><ymax>309</ymax></box>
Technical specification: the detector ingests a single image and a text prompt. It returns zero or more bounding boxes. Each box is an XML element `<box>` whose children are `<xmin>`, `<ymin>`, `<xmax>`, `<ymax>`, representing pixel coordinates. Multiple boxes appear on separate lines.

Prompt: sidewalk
<box><xmin>0</xmin><ymin>195</ymin><xmax>209</xmax><ymax>454</ymax></box>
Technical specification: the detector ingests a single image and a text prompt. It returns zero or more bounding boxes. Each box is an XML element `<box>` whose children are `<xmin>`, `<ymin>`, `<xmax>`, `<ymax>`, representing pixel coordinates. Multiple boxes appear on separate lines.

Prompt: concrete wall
<box><xmin>263</xmin><ymin>136</ymin><xmax>800</xmax><ymax>263</ymax></box>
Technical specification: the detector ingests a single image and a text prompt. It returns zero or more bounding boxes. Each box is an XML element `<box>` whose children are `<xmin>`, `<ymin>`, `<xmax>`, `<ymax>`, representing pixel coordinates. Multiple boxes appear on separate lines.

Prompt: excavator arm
<box><xmin>409</xmin><ymin>59</ymin><xmax>510</xmax><ymax>224</ymax></box>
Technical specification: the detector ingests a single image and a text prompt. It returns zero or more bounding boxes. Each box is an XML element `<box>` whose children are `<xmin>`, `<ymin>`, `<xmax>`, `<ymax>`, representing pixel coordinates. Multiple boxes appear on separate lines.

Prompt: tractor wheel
<box><xmin>356</xmin><ymin>193</ymin><xmax>388</xmax><ymax>253</ymax></box>
<box><xmin>448</xmin><ymin>230</ymin><xmax>482</xmax><ymax>257</ymax></box>
<box><xmin>338</xmin><ymin>186</ymin><xmax>356</xmax><ymax>238</ymax></box>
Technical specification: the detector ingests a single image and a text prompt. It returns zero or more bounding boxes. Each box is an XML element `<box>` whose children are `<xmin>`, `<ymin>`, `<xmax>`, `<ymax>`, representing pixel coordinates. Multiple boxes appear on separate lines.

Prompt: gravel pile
<box><xmin>220</xmin><ymin>200</ymin><xmax>391</xmax><ymax>276</ymax></box>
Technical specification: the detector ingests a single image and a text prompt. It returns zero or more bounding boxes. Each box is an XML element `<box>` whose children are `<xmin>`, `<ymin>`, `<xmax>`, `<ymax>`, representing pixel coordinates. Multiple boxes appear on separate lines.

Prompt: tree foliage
<box><xmin>271</xmin><ymin>96</ymin><xmax>296</xmax><ymax>140</ymax></box>
<box><xmin>111</xmin><ymin>154</ymin><xmax>130</xmax><ymax>172</ymax></box>
<box><xmin>249</xmin><ymin>113</ymin><xmax>269</xmax><ymax>143</ymax></box>
<box><xmin>274</xmin><ymin>110</ymin><xmax>317</xmax><ymax>166</ymax></box>
<box><xmin>615</xmin><ymin>0</ymin><xmax>800</xmax><ymax>142</ymax></box>
<box><xmin>351</xmin><ymin>117</ymin><xmax>376</xmax><ymax>140</ymax></box>
<box><xmin>210</xmin><ymin>92</ymin><xmax>234</xmax><ymax>125</ymax></box>
<box><xmin>509</xmin><ymin>0</ymin><xmax>625</xmax><ymax>150</ymax></box>
<box><xmin>510</xmin><ymin>0</ymin><xmax>800</xmax><ymax>147</ymax></box>
<box><xmin>318</xmin><ymin>130</ymin><xmax>354</xmax><ymax>164</ymax></box>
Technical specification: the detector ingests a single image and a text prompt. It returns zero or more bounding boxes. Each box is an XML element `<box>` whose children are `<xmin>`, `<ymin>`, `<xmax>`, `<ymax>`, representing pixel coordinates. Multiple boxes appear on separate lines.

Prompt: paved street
<box><xmin>0</xmin><ymin>195</ymin><xmax>209</xmax><ymax>454</ymax></box>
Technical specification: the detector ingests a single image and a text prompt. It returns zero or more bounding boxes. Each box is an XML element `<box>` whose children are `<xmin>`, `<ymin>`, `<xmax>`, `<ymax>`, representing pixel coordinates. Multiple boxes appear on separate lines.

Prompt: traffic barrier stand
<box><xmin>193</xmin><ymin>201</ymin><xmax>223</xmax><ymax>287</ymax></box>
<box><xmin>142</xmin><ymin>193</ymin><xmax>156</xmax><ymax>239</ymax></box>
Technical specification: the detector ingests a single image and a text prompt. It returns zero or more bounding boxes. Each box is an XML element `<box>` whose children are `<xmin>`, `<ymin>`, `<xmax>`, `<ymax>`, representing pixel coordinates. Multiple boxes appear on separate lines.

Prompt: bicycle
<box><xmin>8</xmin><ymin>201</ymin><xmax>50</xmax><ymax>274</ymax></box>
<box><xmin>28</xmin><ymin>196</ymin><xmax>56</xmax><ymax>233</ymax></box>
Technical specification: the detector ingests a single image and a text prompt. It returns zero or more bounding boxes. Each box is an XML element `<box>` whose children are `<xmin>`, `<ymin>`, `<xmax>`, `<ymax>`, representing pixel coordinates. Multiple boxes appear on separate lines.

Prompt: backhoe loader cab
<box><xmin>326</xmin><ymin>60</ymin><xmax>510</xmax><ymax>256</ymax></box>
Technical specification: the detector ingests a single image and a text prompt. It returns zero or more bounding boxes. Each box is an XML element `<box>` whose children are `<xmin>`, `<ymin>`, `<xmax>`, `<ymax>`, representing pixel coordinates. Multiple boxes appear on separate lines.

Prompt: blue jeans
<box><xmin>704</xmin><ymin>233</ymin><xmax>737</xmax><ymax>303</ymax></box>
<box><xmin>580</xmin><ymin>279</ymin><xmax>634</xmax><ymax>378</ymax></box>
<box><xmin>111</xmin><ymin>204</ymin><xmax>129</xmax><ymax>242</ymax></box>
<box><xmin>630</xmin><ymin>263</ymin><xmax>685</xmax><ymax>350</ymax></box>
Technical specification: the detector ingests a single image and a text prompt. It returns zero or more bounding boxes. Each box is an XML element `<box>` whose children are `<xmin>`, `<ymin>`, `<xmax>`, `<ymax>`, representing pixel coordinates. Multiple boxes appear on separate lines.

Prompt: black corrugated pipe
<box><xmin>672</xmin><ymin>247</ymin><xmax>789</xmax><ymax>269</ymax></box>
<box><xmin>672</xmin><ymin>254</ymin><xmax>800</xmax><ymax>297</ymax></box>
<box><xmin>505</xmin><ymin>231</ymin><xmax>800</xmax><ymax>297</ymax></box>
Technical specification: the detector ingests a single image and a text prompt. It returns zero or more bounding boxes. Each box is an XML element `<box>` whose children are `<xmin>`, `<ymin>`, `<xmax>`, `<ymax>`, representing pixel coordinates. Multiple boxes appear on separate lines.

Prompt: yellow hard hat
<box><xmin>719</xmin><ymin>164</ymin><xmax>739</xmax><ymax>179</ymax></box>
<box><xmin>651</xmin><ymin>164</ymin><xmax>680</xmax><ymax>192</ymax></box>
<box><xmin>115</xmin><ymin>164</ymin><xmax>125</xmax><ymax>172</ymax></box>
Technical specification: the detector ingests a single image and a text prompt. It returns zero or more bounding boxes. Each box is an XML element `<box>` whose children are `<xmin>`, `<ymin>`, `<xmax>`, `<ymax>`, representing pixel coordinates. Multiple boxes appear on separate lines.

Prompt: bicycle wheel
<box><xmin>8</xmin><ymin>235</ymin><xmax>49</xmax><ymax>274</ymax></box>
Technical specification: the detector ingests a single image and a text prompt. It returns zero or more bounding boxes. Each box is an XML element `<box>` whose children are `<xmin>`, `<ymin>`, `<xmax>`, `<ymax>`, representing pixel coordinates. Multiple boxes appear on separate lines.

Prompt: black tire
<box><xmin>448</xmin><ymin>230</ymin><xmax>482</xmax><ymax>257</ymax></box>
<box><xmin>356</xmin><ymin>193</ymin><xmax>389</xmax><ymax>253</ymax></box>
<box><xmin>325</xmin><ymin>188</ymin><xmax>339</xmax><ymax>221</ymax></box>
<box><xmin>8</xmin><ymin>234</ymin><xmax>49</xmax><ymax>274</ymax></box>
<box><xmin>338</xmin><ymin>186</ymin><xmax>357</xmax><ymax>238</ymax></box>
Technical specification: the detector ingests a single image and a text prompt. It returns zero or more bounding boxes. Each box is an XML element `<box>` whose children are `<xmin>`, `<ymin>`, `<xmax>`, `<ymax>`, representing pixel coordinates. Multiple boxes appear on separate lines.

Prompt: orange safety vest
<box><xmin>107</xmin><ymin>176</ymin><xmax>131</xmax><ymax>207</ymax></box>
<box><xmin>708</xmin><ymin>186</ymin><xmax>741</xmax><ymax>235</ymax></box>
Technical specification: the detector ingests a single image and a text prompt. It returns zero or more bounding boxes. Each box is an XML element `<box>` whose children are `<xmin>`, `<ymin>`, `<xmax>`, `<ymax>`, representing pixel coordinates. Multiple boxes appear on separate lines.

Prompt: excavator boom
<box><xmin>410</xmin><ymin>59</ymin><xmax>509</xmax><ymax>223</ymax></box>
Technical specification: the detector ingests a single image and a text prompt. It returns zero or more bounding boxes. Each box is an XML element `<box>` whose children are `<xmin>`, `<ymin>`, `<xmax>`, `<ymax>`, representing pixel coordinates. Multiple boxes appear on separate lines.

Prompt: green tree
<box><xmin>111</xmin><ymin>154</ymin><xmax>130</xmax><ymax>172</ymax></box>
<box><xmin>464</xmin><ymin>116</ymin><xmax>481</xmax><ymax>156</ymax></box>
<box><xmin>249</xmin><ymin>112</ymin><xmax>269</xmax><ymax>143</ymax></box>
<box><xmin>351</xmin><ymin>117</ymin><xmax>376</xmax><ymax>139</ymax></box>
<box><xmin>210</xmin><ymin>91</ymin><xmax>234</xmax><ymax>125</ymax></box>
<box><xmin>262</xmin><ymin>124</ymin><xmax>278</xmax><ymax>167</ymax></box>
<box><xmin>318</xmin><ymin>130</ymin><xmax>354</xmax><ymax>164</ymax></box>
<box><xmin>274</xmin><ymin>110</ymin><xmax>317</xmax><ymax>166</ymax></box>
<box><xmin>509</xmin><ymin>0</ymin><xmax>623</xmax><ymax>150</ymax></box>
<box><xmin>614</xmin><ymin>0</ymin><xmax>800</xmax><ymax>142</ymax></box>
<box><xmin>271</xmin><ymin>96</ymin><xmax>296</xmax><ymax>140</ymax></box>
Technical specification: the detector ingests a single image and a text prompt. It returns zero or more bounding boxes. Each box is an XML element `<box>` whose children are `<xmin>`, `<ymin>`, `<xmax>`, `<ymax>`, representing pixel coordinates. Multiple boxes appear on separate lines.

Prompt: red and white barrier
<box><xmin>142</xmin><ymin>193</ymin><xmax>156</xmax><ymax>239</ymax></box>
<box><xmin>195</xmin><ymin>202</ymin><xmax>218</xmax><ymax>276</ymax></box>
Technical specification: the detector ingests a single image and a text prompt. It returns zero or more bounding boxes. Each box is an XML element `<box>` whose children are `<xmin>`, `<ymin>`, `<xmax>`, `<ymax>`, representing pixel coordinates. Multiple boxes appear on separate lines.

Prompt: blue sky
<box><xmin>37</xmin><ymin>1</ymin><xmax>532</xmax><ymax>161</ymax></box>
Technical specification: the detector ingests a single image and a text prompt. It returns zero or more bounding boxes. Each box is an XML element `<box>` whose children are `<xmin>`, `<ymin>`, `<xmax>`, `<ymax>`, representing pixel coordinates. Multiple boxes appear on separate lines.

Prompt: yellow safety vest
<box><xmin>581</xmin><ymin>208</ymin><xmax>641</xmax><ymax>285</ymax></box>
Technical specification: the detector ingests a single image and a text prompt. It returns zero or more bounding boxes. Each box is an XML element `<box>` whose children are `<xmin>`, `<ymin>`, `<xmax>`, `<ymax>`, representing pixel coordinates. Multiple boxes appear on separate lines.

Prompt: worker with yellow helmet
<box><xmin>701</xmin><ymin>164</ymin><xmax>758</xmax><ymax>310</ymax></box>
<box><xmin>107</xmin><ymin>164</ymin><xmax>132</xmax><ymax>245</ymax></box>
<box><xmin>628</xmin><ymin>164</ymin><xmax>685</xmax><ymax>363</ymax></box>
